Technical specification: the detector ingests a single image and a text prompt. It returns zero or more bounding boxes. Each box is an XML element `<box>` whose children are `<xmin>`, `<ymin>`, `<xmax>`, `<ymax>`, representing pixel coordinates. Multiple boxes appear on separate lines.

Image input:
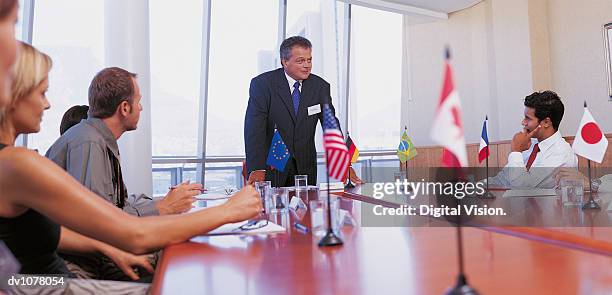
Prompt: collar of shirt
<box><xmin>536</xmin><ymin>130</ymin><xmax>562</xmax><ymax>154</ymax></box>
<box><xmin>284</xmin><ymin>70</ymin><xmax>302</xmax><ymax>93</ymax></box>
<box><xmin>85</xmin><ymin>117</ymin><xmax>121</xmax><ymax>159</ymax></box>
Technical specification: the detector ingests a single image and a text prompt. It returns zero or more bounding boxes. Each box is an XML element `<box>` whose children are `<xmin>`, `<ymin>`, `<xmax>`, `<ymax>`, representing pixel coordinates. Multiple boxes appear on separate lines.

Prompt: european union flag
<box><xmin>266</xmin><ymin>130</ymin><xmax>290</xmax><ymax>172</ymax></box>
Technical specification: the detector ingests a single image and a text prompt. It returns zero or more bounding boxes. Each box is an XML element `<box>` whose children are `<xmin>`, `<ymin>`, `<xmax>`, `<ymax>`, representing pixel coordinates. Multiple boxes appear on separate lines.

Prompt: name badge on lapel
<box><xmin>307</xmin><ymin>104</ymin><xmax>322</xmax><ymax>116</ymax></box>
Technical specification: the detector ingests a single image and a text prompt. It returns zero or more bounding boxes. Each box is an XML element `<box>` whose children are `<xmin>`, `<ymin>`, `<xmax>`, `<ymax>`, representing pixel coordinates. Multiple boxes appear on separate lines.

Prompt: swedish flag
<box><xmin>397</xmin><ymin>128</ymin><xmax>417</xmax><ymax>163</ymax></box>
<box><xmin>266</xmin><ymin>130</ymin><xmax>290</xmax><ymax>172</ymax></box>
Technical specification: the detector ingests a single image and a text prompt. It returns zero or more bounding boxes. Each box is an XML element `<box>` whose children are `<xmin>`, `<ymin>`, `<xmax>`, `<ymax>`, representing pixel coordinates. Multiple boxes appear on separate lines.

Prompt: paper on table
<box><xmin>284</xmin><ymin>183</ymin><xmax>344</xmax><ymax>191</ymax></box>
<box><xmin>319</xmin><ymin>182</ymin><xmax>344</xmax><ymax>191</ymax></box>
<box><xmin>195</xmin><ymin>193</ymin><xmax>231</xmax><ymax>200</ymax></box>
<box><xmin>203</xmin><ymin>220</ymin><xmax>286</xmax><ymax>236</ymax></box>
<box><xmin>502</xmin><ymin>188</ymin><xmax>557</xmax><ymax>198</ymax></box>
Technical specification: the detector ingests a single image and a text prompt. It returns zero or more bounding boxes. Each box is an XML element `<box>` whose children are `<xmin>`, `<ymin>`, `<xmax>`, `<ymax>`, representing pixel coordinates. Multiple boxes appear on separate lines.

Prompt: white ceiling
<box><xmin>379</xmin><ymin>0</ymin><xmax>483</xmax><ymax>13</ymax></box>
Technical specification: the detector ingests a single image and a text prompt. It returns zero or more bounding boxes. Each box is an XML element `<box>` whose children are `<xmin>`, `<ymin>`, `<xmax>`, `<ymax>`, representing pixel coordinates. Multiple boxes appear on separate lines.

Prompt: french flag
<box><xmin>478</xmin><ymin>116</ymin><xmax>490</xmax><ymax>163</ymax></box>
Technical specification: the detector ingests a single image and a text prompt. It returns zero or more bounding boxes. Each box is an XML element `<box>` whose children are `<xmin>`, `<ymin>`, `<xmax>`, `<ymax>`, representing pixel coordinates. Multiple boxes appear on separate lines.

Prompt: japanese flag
<box><xmin>572</xmin><ymin>105</ymin><xmax>608</xmax><ymax>163</ymax></box>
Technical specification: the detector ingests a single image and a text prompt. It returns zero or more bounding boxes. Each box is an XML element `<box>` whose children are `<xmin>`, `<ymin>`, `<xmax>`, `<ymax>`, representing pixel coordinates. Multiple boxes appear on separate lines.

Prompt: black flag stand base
<box><xmin>344</xmin><ymin>180</ymin><xmax>355</xmax><ymax>189</ymax></box>
<box><xmin>582</xmin><ymin>197</ymin><xmax>601</xmax><ymax>210</ymax></box>
<box><xmin>344</xmin><ymin>166</ymin><xmax>355</xmax><ymax>189</ymax></box>
<box><xmin>318</xmin><ymin>229</ymin><xmax>344</xmax><ymax>247</ymax></box>
<box><xmin>445</xmin><ymin>274</ymin><xmax>480</xmax><ymax>295</ymax></box>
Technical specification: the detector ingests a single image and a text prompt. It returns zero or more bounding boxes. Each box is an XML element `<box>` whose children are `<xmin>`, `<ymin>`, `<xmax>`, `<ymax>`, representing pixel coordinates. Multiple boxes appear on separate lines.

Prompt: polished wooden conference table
<box><xmin>151</xmin><ymin>187</ymin><xmax>612</xmax><ymax>295</ymax></box>
<box><xmin>341</xmin><ymin>184</ymin><xmax>612</xmax><ymax>256</ymax></box>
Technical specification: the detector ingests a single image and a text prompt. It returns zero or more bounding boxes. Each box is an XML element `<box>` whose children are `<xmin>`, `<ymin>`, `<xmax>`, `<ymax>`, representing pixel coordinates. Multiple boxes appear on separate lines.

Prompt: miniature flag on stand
<box><xmin>478</xmin><ymin>116</ymin><xmax>490</xmax><ymax>163</ymax></box>
<box><xmin>397</xmin><ymin>128</ymin><xmax>417</xmax><ymax>163</ymax></box>
<box><xmin>430</xmin><ymin>49</ymin><xmax>468</xmax><ymax>168</ymax></box>
<box><xmin>266</xmin><ymin>130</ymin><xmax>290</xmax><ymax>171</ymax></box>
<box><xmin>572</xmin><ymin>102</ymin><xmax>608</xmax><ymax>163</ymax></box>
<box><xmin>346</xmin><ymin>135</ymin><xmax>359</xmax><ymax>163</ymax></box>
<box><xmin>322</xmin><ymin>104</ymin><xmax>350</xmax><ymax>181</ymax></box>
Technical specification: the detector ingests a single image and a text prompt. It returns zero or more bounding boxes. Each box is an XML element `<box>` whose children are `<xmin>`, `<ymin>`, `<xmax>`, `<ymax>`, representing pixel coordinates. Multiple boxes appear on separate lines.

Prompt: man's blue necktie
<box><xmin>292</xmin><ymin>81</ymin><xmax>300</xmax><ymax>116</ymax></box>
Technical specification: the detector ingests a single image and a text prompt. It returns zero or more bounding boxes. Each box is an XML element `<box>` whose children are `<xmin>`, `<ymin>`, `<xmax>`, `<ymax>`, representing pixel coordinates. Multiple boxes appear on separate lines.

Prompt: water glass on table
<box><xmin>309</xmin><ymin>191</ymin><xmax>340</xmax><ymax>237</ymax></box>
<box><xmin>294</xmin><ymin>175</ymin><xmax>308</xmax><ymax>200</ymax></box>
<box><xmin>560</xmin><ymin>178</ymin><xmax>584</xmax><ymax>207</ymax></box>
<box><xmin>268</xmin><ymin>187</ymin><xmax>289</xmax><ymax>213</ymax></box>
<box><xmin>255</xmin><ymin>181</ymin><xmax>272</xmax><ymax>212</ymax></box>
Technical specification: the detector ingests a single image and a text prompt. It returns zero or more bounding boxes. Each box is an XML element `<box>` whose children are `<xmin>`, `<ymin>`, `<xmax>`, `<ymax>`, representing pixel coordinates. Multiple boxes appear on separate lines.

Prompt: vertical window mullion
<box><xmin>196</xmin><ymin>0</ymin><xmax>212</xmax><ymax>185</ymax></box>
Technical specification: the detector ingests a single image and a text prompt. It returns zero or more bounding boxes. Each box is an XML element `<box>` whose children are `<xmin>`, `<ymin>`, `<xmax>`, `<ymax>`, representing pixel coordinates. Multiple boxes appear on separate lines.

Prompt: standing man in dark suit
<box><xmin>245</xmin><ymin>36</ymin><xmax>354</xmax><ymax>187</ymax></box>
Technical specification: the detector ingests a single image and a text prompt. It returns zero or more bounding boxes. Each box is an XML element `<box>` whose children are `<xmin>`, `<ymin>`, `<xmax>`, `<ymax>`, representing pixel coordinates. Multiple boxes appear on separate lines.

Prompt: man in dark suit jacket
<box><xmin>244</xmin><ymin>36</ymin><xmax>342</xmax><ymax>187</ymax></box>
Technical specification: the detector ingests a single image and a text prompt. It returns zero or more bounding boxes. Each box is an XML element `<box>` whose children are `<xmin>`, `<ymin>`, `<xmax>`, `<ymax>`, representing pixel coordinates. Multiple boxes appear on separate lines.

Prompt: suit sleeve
<box><xmin>318</xmin><ymin>81</ymin><xmax>342</xmax><ymax>132</ymax></box>
<box><xmin>244</xmin><ymin>77</ymin><xmax>269</xmax><ymax>173</ymax></box>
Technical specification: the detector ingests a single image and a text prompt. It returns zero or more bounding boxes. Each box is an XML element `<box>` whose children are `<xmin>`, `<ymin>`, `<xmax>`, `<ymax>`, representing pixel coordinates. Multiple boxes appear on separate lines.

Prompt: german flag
<box><xmin>345</xmin><ymin>135</ymin><xmax>359</xmax><ymax>163</ymax></box>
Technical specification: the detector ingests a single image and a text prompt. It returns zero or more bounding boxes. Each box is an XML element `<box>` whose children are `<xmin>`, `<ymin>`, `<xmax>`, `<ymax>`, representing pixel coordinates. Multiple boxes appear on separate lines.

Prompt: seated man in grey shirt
<box><xmin>46</xmin><ymin>67</ymin><xmax>202</xmax><ymax>217</ymax></box>
<box><xmin>46</xmin><ymin>67</ymin><xmax>202</xmax><ymax>281</ymax></box>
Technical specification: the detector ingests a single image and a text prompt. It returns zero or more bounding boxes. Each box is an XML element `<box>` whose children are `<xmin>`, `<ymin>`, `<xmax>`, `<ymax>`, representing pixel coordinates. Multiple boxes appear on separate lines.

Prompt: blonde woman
<box><xmin>0</xmin><ymin>42</ymin><xmax>262</xmax><ymax>282</ymax></box>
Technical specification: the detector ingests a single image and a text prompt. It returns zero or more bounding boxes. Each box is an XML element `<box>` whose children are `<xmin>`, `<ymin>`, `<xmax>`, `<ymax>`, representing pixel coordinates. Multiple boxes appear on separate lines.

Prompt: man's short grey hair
<box><xmin>279</xmin><ymin>36</ymin><xmax>312</xmax><ymax>61</ymax></box>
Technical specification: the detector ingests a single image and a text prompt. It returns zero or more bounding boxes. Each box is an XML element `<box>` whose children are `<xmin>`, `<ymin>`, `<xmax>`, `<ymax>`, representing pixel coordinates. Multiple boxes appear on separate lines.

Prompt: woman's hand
<box><xmin>220</xmin><ymin>185</ymin><xmax>262</xmax><ymax>223</ymax></box>
<box><xmin>102</xmin><ymin>246</ymin><xmax>154</xmax><ymax>280</ymax></box>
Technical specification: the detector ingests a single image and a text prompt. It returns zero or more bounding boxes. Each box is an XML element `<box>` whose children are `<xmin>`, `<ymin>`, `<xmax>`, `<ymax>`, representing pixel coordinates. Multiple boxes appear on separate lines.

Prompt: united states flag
<box><xmin>322</xmin><ymin>104</ymin><xmax>349</xmax><ymax>181</ymax></box>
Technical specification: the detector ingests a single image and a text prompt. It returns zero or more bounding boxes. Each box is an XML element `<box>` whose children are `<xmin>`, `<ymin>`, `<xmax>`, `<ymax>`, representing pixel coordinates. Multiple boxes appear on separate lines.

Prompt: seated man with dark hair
<box><xmin>488</xmin><ymin>90</ymin><xmax>578</xmax><ymax>189</ymax></box>
<box><xmin>60</xmin><ymin>105</ymin><xmax>89</xmax><ymax>135</ymax></box>
<box><xmin>45</xmin><ymin>67</ymin><xmax>204</xmax><ymax>281</ymax></box>
<box><xmin>47</xmin><ymin>67</ymin><xmax>200</xmax><ymax>217</ymax></box>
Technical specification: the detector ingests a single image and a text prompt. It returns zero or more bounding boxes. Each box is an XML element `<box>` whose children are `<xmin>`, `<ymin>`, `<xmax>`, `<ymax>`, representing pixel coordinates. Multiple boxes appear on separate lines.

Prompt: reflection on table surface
<box><xmin>151</xmin><ymin>188</ymin><xmax>612</xmax><ymax>295</ymax></box>
<box><xmin>340</xmin><ymin>183</ymin><xmax>612</xmax><ymax>255</ymax></box>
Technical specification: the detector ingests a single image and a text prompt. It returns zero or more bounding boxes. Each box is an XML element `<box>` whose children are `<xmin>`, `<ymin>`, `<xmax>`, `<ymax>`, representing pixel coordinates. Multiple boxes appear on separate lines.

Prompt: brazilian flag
<box><xmin>397</xmin><ymin>129</ymin><xmax>417</xmax><ymax>163</ymax></box>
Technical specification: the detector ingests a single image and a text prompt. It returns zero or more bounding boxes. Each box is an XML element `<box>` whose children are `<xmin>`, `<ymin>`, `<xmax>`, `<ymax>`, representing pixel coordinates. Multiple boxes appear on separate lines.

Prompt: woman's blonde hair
<box><xmin>10</xmin><ymin>42</ymin><xmax>52</xmax><ymax>104</ymax></box>
<box><xmin>0</xmin><ymin>42</ymin><xmax>52</xmax><ymax>123</ymax></box>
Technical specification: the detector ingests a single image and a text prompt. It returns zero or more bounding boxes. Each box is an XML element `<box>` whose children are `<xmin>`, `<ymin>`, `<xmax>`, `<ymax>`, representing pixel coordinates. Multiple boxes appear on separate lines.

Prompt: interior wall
<box><xmin>406</xmin><ymin>0</ymin><xmax>532</xmax><ymax>145</ymax></box>
<box><xmin>547</xmin><ymin>0</ymin><xmax>612</xmax><ymax>136</ymax></box>
<box><xmin>404</xmin><ymin>0</ymin><xmax>612</xmax><ymax>148</ymax></box>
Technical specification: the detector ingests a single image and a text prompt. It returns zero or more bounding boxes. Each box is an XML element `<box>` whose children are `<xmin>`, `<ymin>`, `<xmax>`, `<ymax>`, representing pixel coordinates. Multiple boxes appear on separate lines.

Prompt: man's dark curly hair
<box><xmin>524</xmin><ymin>90</ymin><xmax>564</xmax><ymax>131</ymax></box>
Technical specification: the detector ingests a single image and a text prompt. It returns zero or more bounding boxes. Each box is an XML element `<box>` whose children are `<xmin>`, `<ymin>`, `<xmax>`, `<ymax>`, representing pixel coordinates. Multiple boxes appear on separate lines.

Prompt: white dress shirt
<box><xmin>284</xmin><ymin>71</ymin><xmax>302</xmax><ymax>92</ymax></box>
<box><xmin>489</xmin><ymin>131</ymin><xmax>578</xmax><ymax>189</ymax></box>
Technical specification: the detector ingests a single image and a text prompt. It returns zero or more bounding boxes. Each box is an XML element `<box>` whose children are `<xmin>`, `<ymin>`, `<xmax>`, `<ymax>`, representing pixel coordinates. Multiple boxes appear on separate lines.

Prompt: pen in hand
<box><xmin>168</xmin><ymin>180</ymin><xmax>207</xmax><ymax>193</ymax></box>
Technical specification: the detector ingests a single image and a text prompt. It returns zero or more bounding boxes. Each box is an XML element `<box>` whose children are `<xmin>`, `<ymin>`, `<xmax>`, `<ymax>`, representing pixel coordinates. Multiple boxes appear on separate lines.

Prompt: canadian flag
<box><xmin>572</xmin><ymin>103</ymin><xmax>608</xmax><ymax>163</ymax></box>
<box><xmin>430</xmin><ymin>49</ymin><xmax>468</xmax><ymax>168</ymax></box>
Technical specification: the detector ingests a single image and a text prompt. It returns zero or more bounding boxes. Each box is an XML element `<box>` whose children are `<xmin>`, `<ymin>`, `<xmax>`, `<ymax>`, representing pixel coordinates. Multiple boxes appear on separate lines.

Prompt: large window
<box><xmin>149</xmin><ymin>0</ymin><xmax>203</xmax><ymax>157</ymax></box>
<box><xmin>149</xmin><ymin>1</ymin><xmax>205</xmax><ymax>194</ymax></box>
<box><xmin>28</xmin><ymin>0</ymin><xmax>105</xmax><ymax>154</ymax></box>
<box><xmin>205</xmin><ymin>0</ymin><xmax>279</xmax><ymax>158</ymax></box>
<box><xmin>150</xmin><ymin>2</ymin><xmax>402</xmax><ymax>189</ymax></box>
<box><xmin>14</xmin><ymin>0</ymin><xmax>24</xmax><ymax>40</ymax></box>
<box><xmin>286</xmin><ymin>0</ymin><xmax>345</xmax><ymax>107</ymax></box>
<box><xmin>348</xmin><ymin>6</ymin><xmax>402</xmax><ymax>150</ymax></box>
<box><xmin>22</xmin><ymin>1</ymin><xmax>405</xmax><ymax>191</ymax></box>
<box><xmin>286</xmin><ymin>0</ymin><xmax>345</xmax><ymax>152</ymax></box>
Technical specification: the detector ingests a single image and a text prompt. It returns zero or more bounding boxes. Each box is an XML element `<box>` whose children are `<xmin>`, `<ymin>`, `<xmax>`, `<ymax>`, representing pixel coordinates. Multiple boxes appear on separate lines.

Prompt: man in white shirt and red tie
<box><xmin>488</xmin><ymin>90</ymin><xmax>578</xmax><ymax>189</ymax></box>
